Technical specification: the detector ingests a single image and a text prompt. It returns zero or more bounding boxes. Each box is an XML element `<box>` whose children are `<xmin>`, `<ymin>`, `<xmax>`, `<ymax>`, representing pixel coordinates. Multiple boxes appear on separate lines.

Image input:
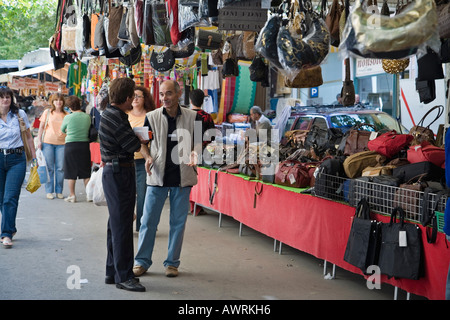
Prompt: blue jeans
<box><xmin>134</xmin><ymin>158</ymin><xmax>147</xmax><ymax>231</ymax></box>
<box><xmin>134</xmin><ymin>186</ymin><xmax>192</xmax><ymax>269</ymax></box>
<box><xmin>447</xmin><ymin>235</ymin><xmax>450</xmax><ymax>300</ymax></box>
<box><xmin>42</xmin><ymin>143</ymin><xmax>65</xmax><ymax>194</ymax></box>
<box><xmin>0</xmin><ymin>152</ymin><xmax>26</xmax><ymax>239</ymax></box>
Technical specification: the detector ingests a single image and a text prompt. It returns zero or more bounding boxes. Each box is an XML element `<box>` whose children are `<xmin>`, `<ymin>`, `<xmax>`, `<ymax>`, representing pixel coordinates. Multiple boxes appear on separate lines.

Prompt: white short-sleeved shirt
<box><xmin>0</xmin><ymin>109</ymin><xmax>30</xmax><ymax>149</ymax></box>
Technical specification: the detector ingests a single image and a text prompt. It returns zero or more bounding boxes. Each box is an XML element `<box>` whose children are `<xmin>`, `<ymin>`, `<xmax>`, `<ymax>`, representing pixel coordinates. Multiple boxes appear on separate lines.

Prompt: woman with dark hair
<box><xmin>37</xmin><ymin>93</ymin><xmax>68</xmax><ymax>200</ymax></box>
<box><xmin>0</xmin><ymin>86</ymin><xmax>37</xmax><ymax>248</ymax></box>
<box><xmin>128</xmin><ymin>85</ymin><xmax>156</xmax><ymax>231</ymax></box>
<box><xmin>60</xmin><ymin>95</ymin><xmax>91</xmax><ymax>203</ymax></box>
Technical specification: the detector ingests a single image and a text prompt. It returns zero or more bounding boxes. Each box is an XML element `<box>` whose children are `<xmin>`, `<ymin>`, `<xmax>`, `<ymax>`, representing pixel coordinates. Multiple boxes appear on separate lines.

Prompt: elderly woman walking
<box><xmin>61</xmin><ymin>95</ymin><xmax>91</xmax><ymax>203</ymax></box>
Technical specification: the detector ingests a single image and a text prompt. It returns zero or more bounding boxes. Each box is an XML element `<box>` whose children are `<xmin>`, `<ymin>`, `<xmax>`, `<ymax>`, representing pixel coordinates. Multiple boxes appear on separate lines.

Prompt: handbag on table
<box><xmin>393</xmin><ymin>175</ymin><xmax>428</xmax><ymax>221</ymax></box>
<box><xmin>410</xmin><ymin>105</ymin><xmax>443</xmax><ymax>146</ymax></box>
<box><xmin>275</xmin><ymin>160</ymin><xmax>311</xmax><ymax>188</ymax></box>
<box><xmin>367</xmin><ymin>130</ymin><xmax>413</xmax><ymax>158</ymax></box>
<box><xmin>378</xmin><ymin>207</ymin><xmax>424</xmax><ymax>280</ymax></box>
<box><xmin>407</xmin><ymin>141</ymin><xmax>445</xmax><ymax>168</ymax></box>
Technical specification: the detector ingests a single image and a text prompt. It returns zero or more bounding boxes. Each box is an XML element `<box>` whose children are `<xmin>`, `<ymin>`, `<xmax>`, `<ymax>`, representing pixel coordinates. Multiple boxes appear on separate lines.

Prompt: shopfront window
<box><xmin>357</xmin><ymin>74</ymin><xmax>393</xmax><ymax>114</ymax></box>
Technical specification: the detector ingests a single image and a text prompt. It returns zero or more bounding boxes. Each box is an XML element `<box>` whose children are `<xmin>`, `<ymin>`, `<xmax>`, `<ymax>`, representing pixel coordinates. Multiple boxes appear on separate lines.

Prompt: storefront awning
<box><xmin>8</xmin><ymin>63</ymin><xmax>55</xmax><ymax>77</ymax></box>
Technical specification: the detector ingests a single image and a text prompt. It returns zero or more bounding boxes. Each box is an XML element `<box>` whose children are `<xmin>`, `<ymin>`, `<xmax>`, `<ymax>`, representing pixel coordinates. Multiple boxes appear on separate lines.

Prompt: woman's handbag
<box><xmin>284</xmin><ymin>66</ymin><xmax>323</xmax><ymax>88</ymax></box>
<box><xmin>274</xmin><ymin>160</ymin><xmax>311</xmax><ymax>188</ymax></box>
<box><xmin>343</xmin><ymin>0</ymin><xmax>438</xmax><ymax>59</ymax></box>
<box><xmin>325</xmin><ymin>0</ymin><xmax>344</xmax><ymax>47</ymax></box>
<box><xmin>410</xmin><ymin>105</ymin><xmax>443</xmax><ymax>146</ymax></box>
<box><xmin>437</xmin><ymin>1</ymin><xmax>450</xmax><ymax>39</ymax></box>
<box><xmin>393</xmin><ymin>175</ymin><xmax>428</xmax><ymax>221</ymax></box>
<box><xmin>407</xmin><ymin>141</ymin><xmax>445</xmax><ymax>168</ymax></box>
<box><xmin>343</xmin><ymin>198</ymin><xmax>381</xmax><ymax>274</ymax></box>
<box><xmin>89</xmin><ymin>113</ymin><xmax>99</xmax><ymax>143</ymax></box>
<box><xmin>338</xmin><ymin>123</ymin><xmax>377</xmax><ymax>156</ymax></box>
<box><xmin>367</xmin><ymin>130</ymin><xmax>413</xmax><ymax>158</ymax></box>
<box><xmin>150</xmin><ymin>47</ymin><xmax>175</xmax><ymax>72</ymax></box>
<box><xmin>378</xmin><ymin>207</ymin><xmax>424</xmax><ymax>280</ymax></box>
<box><xmin>341</xmin><ymin>58</ymin><xmax>355</xmax><ymax>106</ymax></box>
<box><xmin>255</xmin><ymin>14</ymin><xmax>283</xmax><ymax>70</ymax></box>
<box><xmin>196</xmin><ymin>29</ymin><xmax>222</xmax><ymax>50</ymax></box>
<box><xmin>17</xmin><ymin>113</ymin><xmax>33</xmax><ymax>162</ymax></box>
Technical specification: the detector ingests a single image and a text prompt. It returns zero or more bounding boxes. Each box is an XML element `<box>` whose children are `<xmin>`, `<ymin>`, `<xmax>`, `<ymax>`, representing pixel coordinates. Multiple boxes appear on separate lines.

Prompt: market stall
<box><xmin>190</xmin><ymin>166</ymin><xmax>450</xmax><ymax>300</ymax></box>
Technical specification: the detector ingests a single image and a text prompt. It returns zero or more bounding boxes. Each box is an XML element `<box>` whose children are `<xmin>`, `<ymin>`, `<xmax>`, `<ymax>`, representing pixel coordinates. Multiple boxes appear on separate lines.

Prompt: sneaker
<box><xmin>64</xmin><ymin>195</ymin><xmax>76</xmax><ymax>203</ymax></box>
<box><xmin>165</xmin><ymin>266</ymin><xmax>178</xmax><ymax>277</ymax></box>
<box><xmin>56</xmin><ymin>193</ymin><xmax>64</xmax><ymax>199</ymax></box>
<box><xmin>132</xmin><ymin>265</ymin><xmax>147</xmax><ymax>277</ymax></box>
<box><xmin>46</xmin><ymin>193</ymin><xmax>54</xmax><ymax>200</ymax></box>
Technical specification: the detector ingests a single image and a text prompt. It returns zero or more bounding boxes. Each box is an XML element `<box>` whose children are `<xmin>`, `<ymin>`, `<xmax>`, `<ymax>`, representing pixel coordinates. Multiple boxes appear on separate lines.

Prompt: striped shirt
<box><xmin>98</xmin><ymin>104</ymin><xmax>141</xmax><ymax>163</ymax></box>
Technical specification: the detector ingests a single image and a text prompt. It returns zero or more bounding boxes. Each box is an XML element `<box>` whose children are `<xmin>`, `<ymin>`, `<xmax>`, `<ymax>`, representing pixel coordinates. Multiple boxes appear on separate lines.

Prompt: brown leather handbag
<box><xmin>284</xmin><ymin>66</ymin><xmax>323</xmax><ymax>88</ymax></box>
<box><xmin>325</xmin><ymin>0</ymin><xmax>344</xmax><ymax>47</ymax></box>
<box><xmin>275</xmin><ymin>160</ymin><xmax>311</xmax><ymax>188</ymax></box>
<box><xmin>341</xmin><ymin>58</ymin><xmax>355</xmax><ymax>106</ymax></box>
<box><xmin>393</xmin><ymin>175</ymin><xmax>428</xmax><ymax>221</ymax></box>
<box><xmin>339</xmin><ymin>124</ymin><xmax>377</xmax><ymax>156</ymax></box>
<box><xmin>410</xmin><ymin>105</ymin><xmax>443</xmax><ymax>146</ymax></box>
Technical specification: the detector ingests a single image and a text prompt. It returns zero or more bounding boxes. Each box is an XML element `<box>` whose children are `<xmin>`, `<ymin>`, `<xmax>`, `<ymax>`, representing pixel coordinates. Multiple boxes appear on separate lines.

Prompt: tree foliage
<box><xmin>0</xmin><ymin>0</ymin><xmax>57</xmax><ymax>60</ymax></box>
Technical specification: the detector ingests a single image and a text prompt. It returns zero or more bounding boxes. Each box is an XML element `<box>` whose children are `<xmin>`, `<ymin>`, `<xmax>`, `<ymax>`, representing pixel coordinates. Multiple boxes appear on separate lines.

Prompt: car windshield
<box><xmin>330</xmin><ymin>113</ymin><xmax>404</xmax><ymax>133</ymax></box>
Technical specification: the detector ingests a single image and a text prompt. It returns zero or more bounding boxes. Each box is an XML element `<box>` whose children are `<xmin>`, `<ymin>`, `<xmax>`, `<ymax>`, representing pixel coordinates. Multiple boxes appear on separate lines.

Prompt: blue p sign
<box><xmin>310</xmin><ymin>87</ymin><xmax>319</xmax><ymax>98</ymax></box>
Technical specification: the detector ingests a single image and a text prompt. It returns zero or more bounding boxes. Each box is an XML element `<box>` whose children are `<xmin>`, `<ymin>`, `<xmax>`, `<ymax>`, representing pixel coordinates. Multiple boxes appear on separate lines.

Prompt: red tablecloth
<box><xmin>190</xmin><ymin>167</ymin><xmax>450</xmax><ymax>300</ymax></box>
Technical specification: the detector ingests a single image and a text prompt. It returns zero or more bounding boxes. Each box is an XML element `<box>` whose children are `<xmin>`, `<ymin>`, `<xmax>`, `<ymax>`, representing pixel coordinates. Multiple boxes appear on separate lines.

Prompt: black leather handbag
<box><xmin>150</xmin><ymin>48</ymin><xmax>175</xmax><ymax>72</ymax></box>
<box><xmin>196</xmin><ymin>29</ymin><xmax>222</xmax><ymax>50</ymax></box>
<box><xmin>344</xmin><ymin>198</ymin><xmax>382</xmax><ymax>274</ymax></box>
<box><xmin>378</xmin><ymin>207</ymin><xmax>424</xmax><ymax>280</ymax></box>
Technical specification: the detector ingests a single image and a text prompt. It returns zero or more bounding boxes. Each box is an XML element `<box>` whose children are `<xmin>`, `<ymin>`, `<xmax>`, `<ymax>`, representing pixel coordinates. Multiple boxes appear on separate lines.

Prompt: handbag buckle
<box><xmin>207</xmin><ymin>35</ymin><xmax>212</xmax><ymax>47</ymax></box>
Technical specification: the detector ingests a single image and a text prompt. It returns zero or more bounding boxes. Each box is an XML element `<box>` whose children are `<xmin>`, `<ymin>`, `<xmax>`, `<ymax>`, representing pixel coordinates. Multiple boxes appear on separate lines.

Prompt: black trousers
<box><xmin>103</xmin><ymin>165</ymin><xmax>136</xmax><ymax>283</ymax></box>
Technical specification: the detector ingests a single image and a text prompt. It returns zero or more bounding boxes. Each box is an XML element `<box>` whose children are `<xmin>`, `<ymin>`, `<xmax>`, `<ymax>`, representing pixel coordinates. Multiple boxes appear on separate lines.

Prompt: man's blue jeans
<box><xmin>0</xmin><ymin>152</ymin><xmax>26</xmax><ymax>239</ymax></box>
<box><xmin>135</xmin><ymin>186</ymin><xmax>192</xmax><ymax>270</ymax></box>
<box><xmin>42</xmin><ymin>143</ymin><xmax>65</xmax><ymax>194</ymax></box>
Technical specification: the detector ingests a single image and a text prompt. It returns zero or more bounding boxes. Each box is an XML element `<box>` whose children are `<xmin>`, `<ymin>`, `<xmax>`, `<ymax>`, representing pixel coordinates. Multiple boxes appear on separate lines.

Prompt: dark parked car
<box><xmin>282</xmin><ymin>106</ymin><xmax>408</xmax><ymax>136</ymax></box>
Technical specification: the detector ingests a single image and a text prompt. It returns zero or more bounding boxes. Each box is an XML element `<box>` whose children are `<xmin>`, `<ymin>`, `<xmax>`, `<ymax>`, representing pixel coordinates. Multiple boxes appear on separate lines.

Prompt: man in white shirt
<box><xmin>250</xmin><ymin>106</ymin><xmax>272</xmax><ymax>145</ymax></box>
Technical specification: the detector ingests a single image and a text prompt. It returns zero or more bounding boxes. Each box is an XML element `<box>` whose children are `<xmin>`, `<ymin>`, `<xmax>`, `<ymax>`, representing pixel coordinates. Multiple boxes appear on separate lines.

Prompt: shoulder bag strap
<box><xmin>41</xmin><ymin>109</ymin><xmax>51</xmax><ymax>142</ymax></box>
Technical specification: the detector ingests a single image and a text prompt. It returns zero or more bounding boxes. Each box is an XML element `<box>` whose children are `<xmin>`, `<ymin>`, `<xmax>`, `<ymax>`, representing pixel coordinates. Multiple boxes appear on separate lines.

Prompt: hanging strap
<box><xmin>253</xmin><ymin>181</ymin><xmax>263</xmax><ymax>208</ymax></box>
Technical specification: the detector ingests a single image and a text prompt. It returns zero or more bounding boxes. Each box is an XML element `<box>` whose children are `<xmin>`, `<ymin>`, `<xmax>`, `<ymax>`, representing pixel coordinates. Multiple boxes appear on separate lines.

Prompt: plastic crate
<box><xmin>436</xmin><ymin>211</ymin><xmax>445</xmax><ymax>233</ymax></box>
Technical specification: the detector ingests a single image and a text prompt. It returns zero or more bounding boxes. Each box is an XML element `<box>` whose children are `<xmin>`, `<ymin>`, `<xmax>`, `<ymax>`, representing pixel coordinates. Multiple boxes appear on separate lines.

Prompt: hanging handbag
<box><xmin>417</xmin><ymin>47</ymin><xmax>445</xmax><ymax>81</ymax></box>
<box><xmin>410</xmin><ymin>105</ymin><xmax>443</xmax><ymax>146</ymax></box>
<box><xmin>106</xmin><ymin>0</ymin><xmax>123</xmax><ymax>48</ymax></box>
<box><xmin>344</xmin><ymin>0</ymin><xmax>437</xmax><ymax>59</ymax></box>
<box><xmin>150</xmin><ymin>47</ymin><xmax>175</xmax><ymax>72</ymax></box>
<box><xmin>343</xmin><ymin>198</ymin><xmax>381</xmax><ymax>274</ymax></box>
<box><xmin>151</xmin><ymin>0</ymin><xmax>173</xmax><ymax>46</ymax></box>
<box><xmin>325</xmin><ymin>0</ymin><xmax>344</xmax><ymax>47</ymax></box>
<box><xmin>249</xmin><ymin>55</ymin><xmax>268</xmax><ymax>82</ymax></box>
<box><xmin>437</xmin><ymin>1</ymin><xmax>450</xmax><ymax>39</ymax></box>
<box><xmin>284</xmin><ymin>66</ymin><xmax>323</xmax><ymax>88</ymax></box>
<box><xmin>142</xmin><ymin>0</ymin><xmax>155</xmax><ymax>45</ymax></box>
<box><xmin>255</xmin><ymin>14</ymin><xmax>283</xmax><ymax>70</ymax></box>
<box><xmin>341</xmin><ymin>58</ymin><xmax>355</xmax><ymax>106</ymax></box>
<box><xmin>196</xmin><ymin>29</ymin><xmax>223</xmax><ymax>50</ymax></box>
<box><xmin>276</xmin><ymin>0</ymin><xmax>330</xmax><ymax>73</ymax></box>
<box><xmin>378</xmin><ymin>207</ymin><xmax>424</xmax><ymax>280</ymax></box>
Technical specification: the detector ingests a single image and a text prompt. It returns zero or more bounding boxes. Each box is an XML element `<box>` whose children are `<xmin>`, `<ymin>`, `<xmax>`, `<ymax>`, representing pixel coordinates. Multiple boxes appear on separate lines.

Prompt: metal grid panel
<box><xmin>313</xmin><ymin>173</ymin><xmax>447</xmax><ymax>225</ymax></box>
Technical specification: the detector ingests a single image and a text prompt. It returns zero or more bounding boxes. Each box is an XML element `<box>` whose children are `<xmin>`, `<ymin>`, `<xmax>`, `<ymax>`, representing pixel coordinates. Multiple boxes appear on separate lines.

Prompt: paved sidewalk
<box><xmin>0</xmin><ymin>179</ymin><xmax>422</xmax><ymax>301</ymax></box>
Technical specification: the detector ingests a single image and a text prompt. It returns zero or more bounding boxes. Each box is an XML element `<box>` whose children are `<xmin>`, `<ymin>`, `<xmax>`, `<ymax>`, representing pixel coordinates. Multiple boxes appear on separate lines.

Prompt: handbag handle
<box><xmin>354</xmin><ymin>198</ymin><xmax>371</xmax><ymax>220</ymax></box>
<box><xmin>390</xmin><ymin>206</ymin><xmax>407</xmax><ymax>226</ymax></box>
<box><xmin>416</xmin><ymin>105</ymin><xmax>444</xmax><ymax>128</ymax></box>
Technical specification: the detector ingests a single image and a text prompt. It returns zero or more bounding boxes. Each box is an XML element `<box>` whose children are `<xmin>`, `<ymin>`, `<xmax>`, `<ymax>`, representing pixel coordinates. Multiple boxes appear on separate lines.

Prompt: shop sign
<box><xmin>355</xmin><ymin>58</ymin><xmax>384</xmax><ymax>77</ymax></box>
<box><xmin>25</xmin><ymin>78</ymin><xmax>39</xmax><ymax>90</ymax></box>
<box><xmin>218</xmin><ymin>0</ymin><xmax>268</xmax><ymax>31</ymax></box>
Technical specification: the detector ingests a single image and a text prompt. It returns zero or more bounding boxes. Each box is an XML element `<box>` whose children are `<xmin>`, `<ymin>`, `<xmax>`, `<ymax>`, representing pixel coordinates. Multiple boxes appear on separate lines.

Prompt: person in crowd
<box><xmin>332</xmin><ymin>93</ymin><xmax>342</xmax><ymax>105</ymax></box>
<box><xmin>0</xmin><ymin>86</ymin><xmax>37</xmax><ymax>248</ymax></box>
<box><xmin>133</xmin><ymin>80</ymin><xmax>200</xmax><ymax>278</ymax></box>
<box><xmin>250</xmin><ymin>105</ymin><xmax>272</xmax><ymax>145</ymax></box>
<box><xmin>37</xmin><ymin>93</ymin><xmax>68</xmax><ymax>200</ymax></box>
<box><xmin>99</xmin><ymin>77</ymin><xmax>146</xmax><ymax>292</ymax></box>
<box><xmin>60</xmin><ymin>96</ymin><xmax>91</xmax><ymax>203</ymax></box>
<box><xmin>128</xmin><ymin>85</ymin><xmax>156</xmax><ymax>232</ymax></box>
<box><xmin>189</xmin><ymin>89</ymin><xmax>215</xmax><ymax>149</ymax></box>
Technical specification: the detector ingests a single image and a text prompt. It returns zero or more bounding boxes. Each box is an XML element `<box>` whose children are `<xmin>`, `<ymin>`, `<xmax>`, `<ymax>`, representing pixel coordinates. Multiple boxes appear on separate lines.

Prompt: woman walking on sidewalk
<box><xmin>0</xmin><ymin>86</ymin><xmax>36</xmax><ymax>248</ymax></box>
<box><xmin>61</xmin><ymin>95</ymin><xmax>91</xmax><ymax>203</ymax></box>
<box><xmin>37</xmin><ymin>93</ymin><xmax>68</xmax><ymax>200</ymax></box>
